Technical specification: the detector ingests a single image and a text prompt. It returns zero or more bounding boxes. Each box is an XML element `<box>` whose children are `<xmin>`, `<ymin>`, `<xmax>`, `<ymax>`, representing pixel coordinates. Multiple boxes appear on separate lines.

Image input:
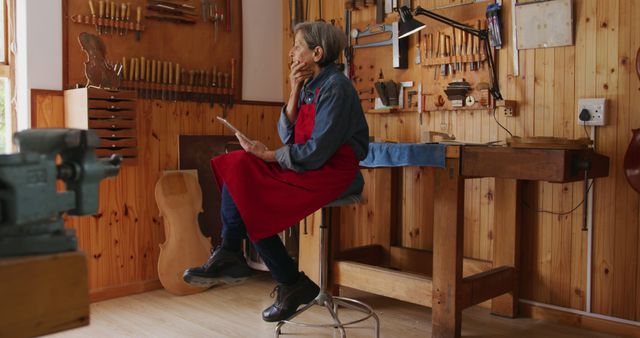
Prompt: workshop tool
<box><xmin>105</xmin><ymin>0</ymin><xmax>110</xmax><ymax>34</ymax></box>
<box><xmin>145</xmin><ymin>14</ymin><xmax>196</xmax><ymax>24</ymax></box>
<box><xmin>135</xmin><ymin>6</ymin><xmax>143</xmax><ymax>40</ymax></box>
<box><xmin>439</xmin><ymin>32</ymin><xmax>447</xmax><ymax>77</ymax></box>
<box><xmin>344</xmin><ymin>9</ymin><xmax>354</xmax><ymax>79</ymax></box>
<box><xmin>162</xmin><ymin>61</ymin><xmax>168</xmax><ymax>100</ymax></box>
<box><xmin>119</xmin><ymin>3</ymin><xmax>126</xmax><ymax>35</ymax></box>
<box><xmin>88</xmin><ymin>0</ymin><xmax>98</xmax><ymax>34</ymax></box>
<box><xmin>225</xmin><ymin>0</ymin><xmax>231</xmax><ymax>32</ymax></box>
<box><xmin>475</xmin><ymin>20</ymin><xmax>481</xmax><ymax>70</ymax></box>
<box><xmin>201</xmin><ymin>0</ymin><xmax>209</xmax><ymax>21</ymax></box>
<box><xmin>0</xmin><ymin>129</ymin><xmax>121</xmax><ymax>257</ymax></box>
<box><xmin>444</xmin><ymin>80</ymin><xmax>471</xmax><ymax>108</ymax></box>
<box><xmin>125</xmin><ymin>3</ymin><xmax>131</xmax><ymax>36</ymax></box>
<box><xmin>98</xmin><ymin>0</ymin><xmax>104</xmax><ymax>34</ymax></box>
<box><xmin>110</xmin><ymin>1</ymin><xmax>116</xmax><ymax>34</ymax></box>
<box><xmin>407</xmin><ymin>90</ymin><xmax>417</xmax><ymax>108</ymax></box>
<box><xmin>121</xmin><ymin>57</ymin><xmax>127</xmax><ymax>88</ymax></box>
<box><xmin>479</xmin><ymin>20</ymin><xmax>486</xmax><ymax>69</ymax></box>
<box><xmin>114</xmin><ymin>1</ymin><xmax>120</xmax><ymax>35</ymax></box>
<box><xmin>373</xmin><ymin>81</ymin><xmax>389</xmax><ymax>106</ymax></box>
<box><xmin>351</xmin><ymin>23</ymin><xmax>392</xmax><ymax>44</ymax></box>
<box><xmin>385</xmin><ymin>80</ymin><xmax>398</xmax><ymax>105</ymax></box>
<box><xmin>148</xmin><ymin>2</ymin><xmax>198</xmax><ymax>17</ymax></box>
<box><xmin>414</xmin><ymin>32</ymin><xmax>421</xmax><ymax>64</ymax></box>
<box><xmin>417</xmin><ymin>82</ymin><xmax>423</xmax><ymax>124</ymax></box>
<box><xmin>211</xmin><ymin>3</ymin><xmax>223</xmax><ymax>42</ymax></box>
<box><xmin>375</xmin><ymin>0</ymin><xmax>384</xmax><ymax>23</ymax></box>
<box><xmin>447</xmin><ymin>35</ymin><xmax>453</xmax><ymax>75</ymax></box>
<box><xmin>353</xmin><ymin>22</ymin><xmax>407</xmax><ymax>69</ymax></box>
<box><xmin>150</xmin><ymin>59</ymin><xmax>156</xmax><ymax>99</ymax></box>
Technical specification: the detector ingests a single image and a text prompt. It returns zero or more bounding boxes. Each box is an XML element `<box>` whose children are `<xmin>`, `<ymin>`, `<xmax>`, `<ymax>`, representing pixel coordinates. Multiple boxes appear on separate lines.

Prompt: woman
<box><xmin>183</xmin><ymin>21</ymin><xmax>369</xmax><ymax>322</ymax></box>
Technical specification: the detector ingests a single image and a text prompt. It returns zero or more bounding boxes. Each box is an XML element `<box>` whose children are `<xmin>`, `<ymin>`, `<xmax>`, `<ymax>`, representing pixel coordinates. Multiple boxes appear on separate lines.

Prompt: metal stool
<box><xmin>275</xmin><ymin>195</ymin><xmax>380</xmax><ymax>338</ymax></box>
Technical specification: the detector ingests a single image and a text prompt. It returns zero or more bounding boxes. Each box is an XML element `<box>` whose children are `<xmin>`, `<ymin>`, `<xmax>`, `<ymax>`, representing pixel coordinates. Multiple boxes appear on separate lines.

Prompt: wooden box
<box><xmin>64</xmin><ymin>87</ymin><xmax>137</xmax><ymax>163</ymax></box>
<box><xmin>0</xmin><ymin>252</ymin><xmax>89</xmax><ymax>338</ymax></box>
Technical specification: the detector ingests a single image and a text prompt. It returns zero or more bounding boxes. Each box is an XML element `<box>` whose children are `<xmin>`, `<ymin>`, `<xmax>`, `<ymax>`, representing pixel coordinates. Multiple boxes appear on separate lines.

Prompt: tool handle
<box><xmin>89</xmin><ymin>0</ymin><xmax>96</xmax><ymax>16</ymax></box>
<box><xmin>140</xmin><ymin>57</ymin><xmax>145</xmax><ymax>81</ymax></box>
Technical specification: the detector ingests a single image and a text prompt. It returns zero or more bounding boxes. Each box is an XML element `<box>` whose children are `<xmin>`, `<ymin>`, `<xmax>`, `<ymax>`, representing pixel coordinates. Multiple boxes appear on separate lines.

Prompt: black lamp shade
<box><xmin>398</xmin><ymin>6</ymin><xmax>425</xmax><ymax>39</ymax></box>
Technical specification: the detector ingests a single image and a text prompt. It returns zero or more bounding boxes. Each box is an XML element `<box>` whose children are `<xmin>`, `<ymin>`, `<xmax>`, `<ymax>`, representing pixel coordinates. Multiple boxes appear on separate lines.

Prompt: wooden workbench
<box><xmin>299</xmin><ymin>145</ymin><xmax>609</xmax><ymax>338</ymax></box>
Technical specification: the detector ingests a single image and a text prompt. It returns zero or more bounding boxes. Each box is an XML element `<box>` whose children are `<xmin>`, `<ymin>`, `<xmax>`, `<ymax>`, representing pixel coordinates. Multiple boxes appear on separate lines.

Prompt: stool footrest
<box><xmin>275</xmin><ymin>292</ymin><xmax>380</xmax><ymax>337</ymax></box>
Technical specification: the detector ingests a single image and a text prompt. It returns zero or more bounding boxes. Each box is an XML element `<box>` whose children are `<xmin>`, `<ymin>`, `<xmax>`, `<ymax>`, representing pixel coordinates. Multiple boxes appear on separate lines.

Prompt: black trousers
<box><xmin>220</xmin><ymin>185</ymin><xmax>299</xmax><ymax>285</ymax></box>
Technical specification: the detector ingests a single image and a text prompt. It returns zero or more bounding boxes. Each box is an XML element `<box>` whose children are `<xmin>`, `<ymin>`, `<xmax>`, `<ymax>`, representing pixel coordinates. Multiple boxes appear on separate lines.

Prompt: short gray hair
<box><xmin>293</xmin><ymin>22</ymin><xmax>347</xmax><ymax>67</ymax></box>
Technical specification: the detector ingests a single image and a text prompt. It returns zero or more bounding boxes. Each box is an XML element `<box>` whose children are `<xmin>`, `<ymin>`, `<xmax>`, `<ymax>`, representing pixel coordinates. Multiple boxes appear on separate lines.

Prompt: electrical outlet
<box><xmin>577</xmin><ymin>98</ymin><xmax>607</xmax><ymax>126</ymax></box>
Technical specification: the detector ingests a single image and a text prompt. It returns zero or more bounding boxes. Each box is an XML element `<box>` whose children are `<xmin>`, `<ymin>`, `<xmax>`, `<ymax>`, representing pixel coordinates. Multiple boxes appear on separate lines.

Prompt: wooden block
<box><xmin>0</xmin><ymin>252</ymin><xmax>89</xmax><ymax>338</ymax></box>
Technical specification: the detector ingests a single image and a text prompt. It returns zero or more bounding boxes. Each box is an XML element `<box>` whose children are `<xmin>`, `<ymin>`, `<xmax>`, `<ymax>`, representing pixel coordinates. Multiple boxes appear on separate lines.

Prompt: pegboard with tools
<box><xmin>419</xmin><ymin>2</ymin><xmax>496</xmax><ymax>112</ymax></box>
<box><xmin>64</xmin><ymin>0</ymin><xmax>241</xmax><ymax>105</ymax></box>
<box><xmin>336</xmin><ymin>0</ymin><xmax>497</xmax><ymax>114</ymax></box>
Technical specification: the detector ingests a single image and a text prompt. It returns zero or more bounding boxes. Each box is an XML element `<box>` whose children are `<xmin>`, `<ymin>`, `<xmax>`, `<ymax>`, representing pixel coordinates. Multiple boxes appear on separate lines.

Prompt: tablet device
<box><xmin>216</xmin><ymin>116</ymin><xmax>255</xmax><ymax>146</ymax></box>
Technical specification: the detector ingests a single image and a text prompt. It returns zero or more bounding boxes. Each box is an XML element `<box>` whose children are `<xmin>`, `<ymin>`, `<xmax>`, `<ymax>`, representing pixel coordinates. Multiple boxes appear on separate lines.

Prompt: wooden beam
<box><xmin>389</xmin><ymin>245</ymin><xmax>492</xmax><ymax>277</ymax></box>
<box><xmin>461</xmin><ymin>266</ymin><xmax>515</xmax><ymax>309</ymax></box>
<box><xmin>336</xmin><ymin>244</ymin><xmax>385</xmax><ymax>266</ymax></box>
<box><xmin>491</xmin><ymin>178</ymin><xmax>522</xmax><ymax>317</ymax></box>
<box><xmin>334</xmin><ymin>261</ymin><xmax>433</xmax><ymax>308</ymax></box>
<box><xmin>432</xmin><ymin>158</ymin><xmax>465</xmax><ymax>338</ymax></box>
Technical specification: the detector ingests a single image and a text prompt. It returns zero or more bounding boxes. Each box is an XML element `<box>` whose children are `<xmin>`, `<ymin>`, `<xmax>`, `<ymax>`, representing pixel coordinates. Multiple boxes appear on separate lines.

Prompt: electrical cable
<box><xmin>492</xmin><ymin>107</ymin><xmax>513</xmax><ymax>138</ymax></box>
<box><xmin>522</xmin><ymin>180</ymin><xmax>594</xmax><ymax>216</ymax></box>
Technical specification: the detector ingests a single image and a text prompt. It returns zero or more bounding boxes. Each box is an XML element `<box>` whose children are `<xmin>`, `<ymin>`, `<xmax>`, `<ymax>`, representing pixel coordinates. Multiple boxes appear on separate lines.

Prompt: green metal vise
<box><xmin>0</xmin><ymin>128</ymin><xmax>121</xmax><ymax>257</ymax></box>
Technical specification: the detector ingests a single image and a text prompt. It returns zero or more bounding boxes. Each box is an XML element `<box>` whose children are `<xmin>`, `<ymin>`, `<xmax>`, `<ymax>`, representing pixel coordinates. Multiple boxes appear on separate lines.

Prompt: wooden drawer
<box><xmin>88</xmin><ymin>119</ymin><xmax>136</xmax><ymax>129</ymax></box>
<box><xmin>87</xmin><ymin>87</ymin><xmax>136</xmax><ymax>100</ymax></box>
<box><xmin>95</xmin><ymin>148</ymin><xmax>137</xmax><ymax>158</ymax></box>
<box><xmin>88</xmin><ymin>100</ymin><xmax>136</xmax><ymax>110</ymax></box>
<box><xmin>99</xmin><ymin>138</ymin><xmax>137</xmax><ymax>148</ymax></box>
<box><xmin>94</xmin><ymin>129</ymin><xmax>136</xmax><ymax>138</ymax></box>
<box><xmin>88</xmin><ymin>109</ymin><xmax>136</xmax><ymax>119</ymax></box>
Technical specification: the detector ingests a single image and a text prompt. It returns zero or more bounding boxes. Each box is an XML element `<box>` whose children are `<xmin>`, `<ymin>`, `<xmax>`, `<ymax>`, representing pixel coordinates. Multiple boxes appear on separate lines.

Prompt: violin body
<box><xmin>155</xmin><ymin>170</ymin><xmax>212</xmax><ymax>295</ymax></box>
<box><xmin>636</xmin><ymin>47</ymin><xmax>640</xmax><ymax>81</ymax></box>
<box><xmin>624</xmin><ymin>129</ymin><xmax>640</xmax><ymax>193</ymax></box>
<box><xmin>78</xmin><ymin>32</ymin><xmax>120</xmax><ymax>89</ymax></box>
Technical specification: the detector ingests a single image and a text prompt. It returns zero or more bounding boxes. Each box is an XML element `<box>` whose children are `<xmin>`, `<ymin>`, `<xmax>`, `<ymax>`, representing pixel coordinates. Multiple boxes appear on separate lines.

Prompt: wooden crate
<box><xmin>0</xmin><ymin>252</ymin><xmax>89</xmax><ymax>338</ymax></box>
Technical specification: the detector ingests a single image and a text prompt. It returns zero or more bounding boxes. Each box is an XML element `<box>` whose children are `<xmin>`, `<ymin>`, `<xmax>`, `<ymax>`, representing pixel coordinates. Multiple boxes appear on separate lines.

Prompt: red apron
<box><xmin>211</xmin><ymin>90</ymin><xmax>359</xmax><ymax>241</ymax></box>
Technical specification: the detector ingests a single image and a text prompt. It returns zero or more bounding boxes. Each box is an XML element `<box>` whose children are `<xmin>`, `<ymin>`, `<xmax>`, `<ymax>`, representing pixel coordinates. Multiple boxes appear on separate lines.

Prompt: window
<box><xmin>0</xmin><ymin>0</ymin><xmax>10</xmax><ymax>153</ymax></box>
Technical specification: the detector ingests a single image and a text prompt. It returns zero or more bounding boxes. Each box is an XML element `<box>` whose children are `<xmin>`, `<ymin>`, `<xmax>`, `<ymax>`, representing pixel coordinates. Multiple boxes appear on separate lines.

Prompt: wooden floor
<box><xmin>46</xmin><ymin>273</ymin><xmax>619</xmax><ymax>338</ymax></box>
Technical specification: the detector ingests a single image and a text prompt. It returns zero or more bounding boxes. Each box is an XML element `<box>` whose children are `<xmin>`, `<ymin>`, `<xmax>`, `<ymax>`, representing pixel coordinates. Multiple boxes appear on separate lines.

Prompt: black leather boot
<box><xmin>262</xmin><ymin>272</ymin><xmax>320</xmax><ymax>322</ymax></box>
<box><xmin>183</xmin><ymin>246</ymin><xmax>251</xmax><ymax>287</ymax></box>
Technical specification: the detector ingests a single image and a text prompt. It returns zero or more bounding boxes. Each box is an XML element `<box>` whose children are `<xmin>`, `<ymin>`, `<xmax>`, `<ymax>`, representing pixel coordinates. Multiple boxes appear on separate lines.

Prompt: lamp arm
<box><xmin>483</xmin><ymin>37</ymin><xmax>503</xmax><ymax>101</ymax></box>
<box><xmin>414</xmin><ymin>7</ymin><xmax>482</xmax><ymax>37</ymax></box>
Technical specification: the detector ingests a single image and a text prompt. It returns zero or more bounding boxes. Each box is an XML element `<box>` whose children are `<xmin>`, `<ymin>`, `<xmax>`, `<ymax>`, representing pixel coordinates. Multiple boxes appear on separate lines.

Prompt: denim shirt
<box><xmin>275</xmin><ymin>63</ymin><xmax>369</xmax><ymax>175</ymax></box>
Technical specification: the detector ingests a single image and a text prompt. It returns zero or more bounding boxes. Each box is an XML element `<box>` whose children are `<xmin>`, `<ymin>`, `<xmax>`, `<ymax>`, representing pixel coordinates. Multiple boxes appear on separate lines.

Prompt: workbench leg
<box><xmin>491</xmin><ymin>178</ymin><xmax>522</xmax><ymax>317</ymax></box>
<box><xmin>432</xmin><ymin>159</ymin><xmax>465</xmax><ymax>338</ymax></box>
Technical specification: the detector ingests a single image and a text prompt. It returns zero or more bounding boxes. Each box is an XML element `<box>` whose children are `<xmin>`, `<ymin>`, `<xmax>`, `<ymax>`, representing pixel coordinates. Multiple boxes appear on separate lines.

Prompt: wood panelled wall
<box><xmin>282</xmin><ymin>0</ymin><xmax>640</xmax><ymax>322</ymax></box>
<box><xmin>32</xmin><ymin>90</ymin><xmax>282</xmax><ymax>301</ymax></box>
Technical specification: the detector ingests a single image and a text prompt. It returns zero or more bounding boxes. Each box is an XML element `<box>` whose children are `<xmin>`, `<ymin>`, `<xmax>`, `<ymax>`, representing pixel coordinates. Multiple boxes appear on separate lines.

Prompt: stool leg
<box><xmin>319</xmin><ymin>207</ymin><xmax>330</xmax><ymax>292</ymax></box>
<box><xmin>274</xmin><ymin>321</ymin><xmax>283</xmax><ymax>337</ymax></box>
<box><xmin>323</xmin><ymin>299</ymin><xmax>346</xmax><ymax>338</ymax></box>
<box><xmin>275</xmin><ymin>205</ymin><xmax>379</xmax><ymax>337</ymax></box>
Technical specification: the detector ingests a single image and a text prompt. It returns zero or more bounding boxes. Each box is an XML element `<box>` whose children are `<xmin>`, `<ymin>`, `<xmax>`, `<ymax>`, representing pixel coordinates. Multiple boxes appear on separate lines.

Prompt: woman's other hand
<box><xmin>236</xmin><ymin>133</ymin><xmax>275</xmax><ymax>162</ymax></box>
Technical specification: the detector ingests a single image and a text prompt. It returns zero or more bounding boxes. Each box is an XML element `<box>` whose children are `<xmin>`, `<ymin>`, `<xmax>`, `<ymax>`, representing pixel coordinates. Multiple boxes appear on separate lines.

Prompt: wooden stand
<box><xmin>0</xmin><ymin>251</ymin><xmax>89</xmax><ymax>338</ymax></box>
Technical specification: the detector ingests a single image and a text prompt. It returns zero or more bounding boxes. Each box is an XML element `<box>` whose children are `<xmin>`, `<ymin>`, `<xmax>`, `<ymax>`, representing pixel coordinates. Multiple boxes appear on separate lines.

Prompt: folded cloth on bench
<box><xmin>359</xmin><ymin>143</ymin><xmax>447</xmax><ymax>168</ymax></box>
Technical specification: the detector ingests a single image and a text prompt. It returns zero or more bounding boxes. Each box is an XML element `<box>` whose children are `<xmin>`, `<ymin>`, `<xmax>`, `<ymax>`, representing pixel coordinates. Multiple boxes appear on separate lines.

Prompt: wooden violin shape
<box><xmin>155</xmin><ymin>170</ymin><xmax>212</xmax><ymax>295</ymax></box>
<box><xmin>636</xmin><ymin>47</ymin><xmax>640</xmax><ymax>81</ymax></box>
<box><xmin>78</xmin><ymin>32</ymin><xmax>120</xmax><ymax>89</ymax></box>
<box><xmin>624</xmin><ymin>129</ymin><xmax>640</xmax><ymax>193</ymax></box>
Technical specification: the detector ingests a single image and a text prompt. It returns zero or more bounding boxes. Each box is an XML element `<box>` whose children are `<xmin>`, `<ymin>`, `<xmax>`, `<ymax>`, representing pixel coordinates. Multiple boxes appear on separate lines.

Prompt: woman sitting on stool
<box><xmin>183</xmin><ymin>21</ymin><xmax>369</xmax><ymax>322</ymax></box>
